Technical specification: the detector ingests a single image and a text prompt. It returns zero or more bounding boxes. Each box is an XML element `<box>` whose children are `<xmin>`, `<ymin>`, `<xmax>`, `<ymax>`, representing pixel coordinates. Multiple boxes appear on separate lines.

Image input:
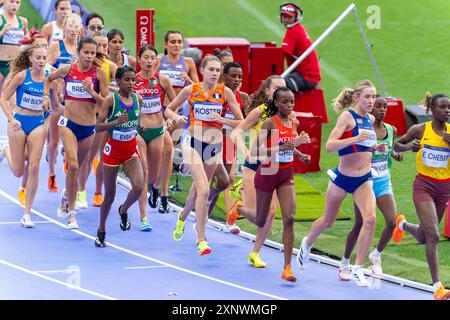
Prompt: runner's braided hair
<box><xmin>421</xmin><ymin>92</ymin><xmax>448</xmax><ymax>115</ymax></box>
<box><xmin>264</xmin><ymin>87</ymin><xmax>293</xmax><ymax>118</ymax></box>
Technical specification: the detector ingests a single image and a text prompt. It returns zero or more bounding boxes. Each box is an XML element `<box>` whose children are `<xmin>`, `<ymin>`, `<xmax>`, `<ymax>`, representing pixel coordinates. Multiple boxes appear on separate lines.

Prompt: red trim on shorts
<box><xmin>418</xmin><ymin>173</ymin><xmax>450</xmax><ymax>183</ymax></box>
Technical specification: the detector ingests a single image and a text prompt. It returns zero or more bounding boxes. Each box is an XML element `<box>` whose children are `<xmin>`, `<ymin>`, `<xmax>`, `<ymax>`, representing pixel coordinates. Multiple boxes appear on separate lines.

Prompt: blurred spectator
<box><xmin>279</xmin><ymin>2</ymin><xmax>321</xmax><ymax>92</ymax></box>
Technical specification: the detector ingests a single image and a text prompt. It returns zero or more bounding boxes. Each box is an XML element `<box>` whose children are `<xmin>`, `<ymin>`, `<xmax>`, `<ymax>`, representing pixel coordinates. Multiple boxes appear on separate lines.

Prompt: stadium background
<box><xmin>20</xmin><ymin>0</ymin><xmax>450</xmax><ymax>285</ymax></box>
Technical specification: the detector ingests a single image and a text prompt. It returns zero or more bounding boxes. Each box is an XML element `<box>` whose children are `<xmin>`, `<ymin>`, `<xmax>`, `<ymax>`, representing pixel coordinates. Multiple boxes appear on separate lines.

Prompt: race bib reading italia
<box><xmin>422</xmin><ymin>145</ymin><xmax>450</xmax><ymax>168</ymax></box>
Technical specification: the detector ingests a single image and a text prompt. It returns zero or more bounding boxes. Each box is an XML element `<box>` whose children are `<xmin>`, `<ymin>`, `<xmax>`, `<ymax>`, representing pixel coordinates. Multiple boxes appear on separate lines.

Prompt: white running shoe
<box><xmin>296</xmin><ymin>237</ymin><xmax>311</xmax><ymax>269</ymax></box>
<box><xmin>20</xmin><ymin>214</ymin><xmax>35</xmax><ymax>228</ymax></box>
<box><xmin>67</xmin><ymin>215</ymin><xmax>79</xmax><ymax>230</ymax></box>
<box><xmin>338</xmin><ymin>264</ymin><xmax>352</xmax><ymax>281</ymax></box>
<box><xmin>57</xmin><ymin>189</ymin><xmax>69</xmax><ymax>218</ymax></box>
<box><xmin>224</xmin><ymin>222</ymin><xmax>241</xmax><ymax>235</ymax></box>
<box><xmin>369</xmin><ymin>251</ymin><xmax>383</xmax><ymax>276</ymax></box>
<box><xmin>351</xmin><ymin>267</ymin><xmax>369</xmax><ymax>287</ymax></box>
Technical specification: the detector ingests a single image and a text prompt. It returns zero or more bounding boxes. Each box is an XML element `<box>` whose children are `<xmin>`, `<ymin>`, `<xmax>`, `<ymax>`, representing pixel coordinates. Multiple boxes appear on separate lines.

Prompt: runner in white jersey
<box><xmin>40</xmin><ymin>0</ymin><xmax>71</xmax><ymax>45</ymax></box>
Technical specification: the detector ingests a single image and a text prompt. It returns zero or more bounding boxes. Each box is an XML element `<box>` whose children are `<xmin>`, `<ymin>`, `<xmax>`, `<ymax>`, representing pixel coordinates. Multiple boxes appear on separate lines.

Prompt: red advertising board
<box><xmin>136</xmin><ymin>9</ymin><xmax>155</xmax><ymax>71</ymax></box>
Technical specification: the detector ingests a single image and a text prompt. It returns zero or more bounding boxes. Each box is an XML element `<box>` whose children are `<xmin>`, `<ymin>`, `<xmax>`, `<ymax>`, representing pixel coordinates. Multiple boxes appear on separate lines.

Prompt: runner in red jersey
<box><xmin>44</xmin><ymin>37</ymin><xmax>109</xmax><ymax>229</ymax></box>
<box><xmin>253</xmin><ymin>87</ymin><xmax>309</xmax><ymax>282</ymax></box>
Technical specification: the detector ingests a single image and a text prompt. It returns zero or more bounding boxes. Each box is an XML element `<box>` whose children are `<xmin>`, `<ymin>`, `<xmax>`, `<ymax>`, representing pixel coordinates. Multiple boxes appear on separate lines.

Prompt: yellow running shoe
<box><xmin>18</xmin><ymin>188</ymin><xmax>26</xmax><ymax>206</ymax></box>
<box><xmin>172</xmin><ymin>211</ymin><xmax>186</xmax><ymax>242</ymax></box>
<box><xmin>248</xmin><ymin>252</ymin><xmax>267</xmax><ymax>268</ymax></box>
<box><xmin>434</xmin><ymin>285</ymin><xmax>450</xmax><ymax>300</ymax></box>
<box><xmin>197</xmin><ymin>240</ymin><xmax>212</xmax><ymax>256</ymax></box>
<box><xmin>93</xmin><ymin>193</ymin><xmax>103</xmax><ymax>207</ymax></box>
<box><xmin>76</xmin><ymin>190</ymin><xmax>88</xmax><ymax>209</ymax></box>
<box><xmin>281</xmin><ymin>265</ymin><xmax>297</xmax><ymax>282</ymax></box>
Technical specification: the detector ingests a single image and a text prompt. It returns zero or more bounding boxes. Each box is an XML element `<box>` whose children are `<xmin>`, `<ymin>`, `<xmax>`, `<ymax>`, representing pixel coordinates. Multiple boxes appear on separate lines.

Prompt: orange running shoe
<box><xmin>48</xmin><ymin>175</ymin><xmax>59</xmax><ymax>192</ymax></box>
<box><xmin>17</xmin><ymin>188</ymin><xmax>26</xmax><ymax>206</ymax></box>
<box><xmin>392</xmin><ymin>214</ymin><xmax>406</xmax><ymax>243</ymax></box>
<box><xmin>226</xmin><ymin>199</ymin><xmax>243</xmax><ymax>226</ymax></box>
<box><xmin>281</xmin><ymin>265</ymin><xmax>297</xmax><ymax>282</ymax></box>
<box><xmin>92</xmin><ymin>159</ymin><xmax>100</xmax><ymax>176</ymax></box>
<box><xmin>63</xmin><ymin>157</ymin><xmax>68</xmax><ymax>174</ymax></box>
<box><xmin>93</xmin><ymin>193</ymin><xmax>103</xmax><ymax>207</ymax></box>
<box><xmin>434</xmin><ymin>285</ymin><xmax>450</xmax><ymax>300</ymax></box>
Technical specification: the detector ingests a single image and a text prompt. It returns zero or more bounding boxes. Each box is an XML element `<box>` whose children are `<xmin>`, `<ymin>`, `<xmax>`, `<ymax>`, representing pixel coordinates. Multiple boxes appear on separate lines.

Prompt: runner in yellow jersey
<box><xmin>393</xmin><ymin>92</ymin><xmax>450</xmax><ymax>300</ymax></box>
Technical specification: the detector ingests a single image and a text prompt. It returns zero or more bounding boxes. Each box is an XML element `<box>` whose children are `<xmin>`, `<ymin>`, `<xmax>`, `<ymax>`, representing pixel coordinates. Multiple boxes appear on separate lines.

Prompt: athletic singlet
<box><xmin>188</xmin><ymin>82</ymin><xmax>226</xmax><ymax>129</ymax></box>
<box><xmin>64</xmin><ymin>63</ymin><xmax>99</xmax><ymax>104</ymax></box>
<box><xmin>100</xmin><ymin>58</ymin><xmax>112</xmax><ymax>85</ymax></box>
<box><xmin>158</xmin><ymin>55</ymin><xmax>189</xmax><ymax>88</ymax></box>
<box><xmin>222</xmin><ymin>90</ymin><xmax>243</xmax><ymax>130</ymax></box>
<box><xmin>0</xmin><ymin>15</ymin><xmax>24</xmax><ymax>46</ymax></box>
<box><xmin>107</xmin><ymin>92</ymin><xmax>140</xmax><ymax>141</ymax></box>
<box><xmin>247</xmin><ymin>104</ymin><xmax>269</xmax><ymax>149</ymax></box>
<box><xmin>132</xmin><ymin>72</ymin><xmax>165</xmax><ymax>115</ymax></box>
<box><xmin>53</xmin><ymin>40</ymin><xmax>76</xmax><ymax>68</ymax></box>
<box><xmin>416</xmin><ymin>121</ymin><xmax>450</xmax><ymax>181</ymax></box>
<box><xmin>269</xmin><ymin>115</ymin><xmax>297</xmax><ymax>164</ymax></box>
<box><xmin>338</xmin><ymin>109</ymin><xmax>377</xmax><ymax>156</ymax></box>
<box><xmin>49</xmin><ymin>21</ymin><xmax>63</xmax><ymax>44</ymax></box>
<box><xmin>16</xmin><ymin>68</ymin><xmax>46</xmax><ymax>111</ymax></box>
<box><xmin>371</xmin><ymin>123</ymin><xmax>394</xmax><ymax>178</ymax></box>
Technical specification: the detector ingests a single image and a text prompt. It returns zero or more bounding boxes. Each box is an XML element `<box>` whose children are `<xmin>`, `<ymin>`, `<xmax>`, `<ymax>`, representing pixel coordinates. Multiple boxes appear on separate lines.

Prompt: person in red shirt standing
<box><xmin>280</xmin><ymin>2</ymin><xmax>321</xmax><ymax>92</ymax></box>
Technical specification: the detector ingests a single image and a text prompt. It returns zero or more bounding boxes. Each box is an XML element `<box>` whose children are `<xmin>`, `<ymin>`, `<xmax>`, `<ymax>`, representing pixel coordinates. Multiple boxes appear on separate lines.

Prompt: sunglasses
<box><xmin>88</xmin><ymin>24</ymin><xmax>104</xmax><ymax>31</ymax></box>
<box><xmin>281</xmin><ymin>6</ymin><xmax>296</xmax><ymax>12</ymax></box>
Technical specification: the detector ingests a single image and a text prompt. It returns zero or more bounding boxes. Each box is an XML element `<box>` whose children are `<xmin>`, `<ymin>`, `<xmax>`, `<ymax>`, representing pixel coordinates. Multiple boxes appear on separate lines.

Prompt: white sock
<box><xmin>399</xmin><ymin>220</ymin><xmax>405</xmax><ymax>231</ymax></box>
<box><xmin>303</xmin><ymin>238</ymin><xmax>312</xmax><ymax>250</ymax></box>
<box><xmin>433</xmin><ymin>281</ymin><xmax>442</xmax><ymax>290</ymax></box>
<box><xmin>372</xmin><ymin>249</ymin><xmax>381</xmax><ymax>258</ymax></box>
<box><xmin>341</xmin><ymin>257</ymin><xmax>350</xmax><ymax>266</ymax></box>
<box><xmin>352</xmin><ymin>264</ymin><xmax>361</xmax><ymax>272</ymax></box>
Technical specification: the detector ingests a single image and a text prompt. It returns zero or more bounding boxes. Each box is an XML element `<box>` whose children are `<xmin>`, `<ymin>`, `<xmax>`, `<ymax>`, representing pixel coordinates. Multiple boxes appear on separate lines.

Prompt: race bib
<box><xmin>159</xmin><ymin>69</ymin><xmax>184</xmax><ymax>87</ymax></box>
<box><xmin>223</xmin><ymin>110</ymin><xmax>235</xmax><ymax>130</ymax></box>
<box><xmin>371</xmin><ymin>157</ymin><xmax>389</xmax><ymax>178</ymax></box>
<box><xmin>192</xmin><ymin>102</ymin><xmax>222</xmax><ymax>122</ymax></box>
<box><xmin>112</xmin><ymin>128</ymin><xmax>137</xmax><ymax>141</ymax></box>
<box><xmin>103</xmin><ymin>142</ymin><xmax>111</xmax><ymax>156</ymax></box>
<box><xmin>276</xmin><ymin>149</ymin><xmax>294</xmax><ymax>163</ymax></box>
<box><xmin>19</xmin><ymin>93</ymin><xmax>43</xmax><ymax>111</ymax></box>
<box><xmin>3</xmin><ymin>28</ymin><xmax>24</xmax><ymax>45</ymax></box>
<box><xmin>141</xmin><ymin>96</ymin><xmax>162</xmax><ymax>114</ymax></box>
<box><xmin>356</xmin><ymin>128</ymin><xmax>377</xmax><ymax>148</ymax></box>
<box><xmin>66</xmin><ymin>80</ymin><xmax>92</xmax><ymax>99</ymax></box>
<box><xmin>422</xmin><ymin>145</ymin><xmax>450</xmax><ymax>168</ymax></box>
<box><xmin>57</xmin><ymin>115</ymin><xmax>68</xmax><ymax>127</ymax></box>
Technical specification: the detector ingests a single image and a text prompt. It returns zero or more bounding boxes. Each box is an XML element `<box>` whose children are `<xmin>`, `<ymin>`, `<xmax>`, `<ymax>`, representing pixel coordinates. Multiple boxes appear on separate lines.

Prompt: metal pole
<box><xmin>352</xmin><ymin>7</ymin><xmax>388</xmax><ymax>97</ymax></box>
<box><xmin>281</xmin><ymin>3</ymin><xmax>356</xmax><ymax>78</ymax></box>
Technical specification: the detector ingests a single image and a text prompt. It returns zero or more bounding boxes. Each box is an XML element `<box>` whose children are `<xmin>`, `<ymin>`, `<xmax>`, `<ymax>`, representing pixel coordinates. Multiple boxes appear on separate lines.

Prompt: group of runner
<box><xmin>0</xmin><ymin>0</ymin><xmax>448</xmax><ymax>300</ymax></box>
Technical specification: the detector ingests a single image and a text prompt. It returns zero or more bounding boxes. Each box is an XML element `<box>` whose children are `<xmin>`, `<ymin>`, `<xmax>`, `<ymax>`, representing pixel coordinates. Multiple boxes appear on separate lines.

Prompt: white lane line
<box><xmin>0</xmin><ymin>189</ymin><xmax>288</xmax><ymax>300</ymax></box>
<box><xmin>125</xmin><ymin>266</ymin><xmax>171</xmax><ymax>270</ymax></box>
<box><xmin>0</xmin><ymin>221</ymin><xmax>52</xmax><ymax>225</ymax></box>
<box><xmin>0</xmin><ymin>259</ymin><xmax>117</xmax><ymax>300</ymax></box>
<box><xmin>234</xmin><ymin>0</ymin><xmax>353</xmax><ymax>86</ymax></box>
